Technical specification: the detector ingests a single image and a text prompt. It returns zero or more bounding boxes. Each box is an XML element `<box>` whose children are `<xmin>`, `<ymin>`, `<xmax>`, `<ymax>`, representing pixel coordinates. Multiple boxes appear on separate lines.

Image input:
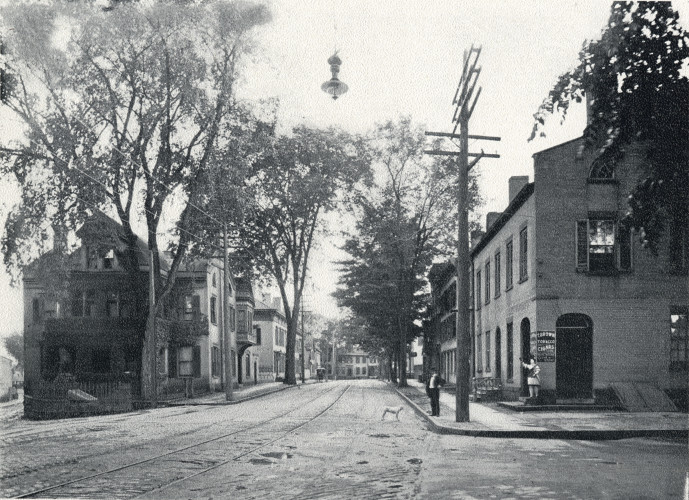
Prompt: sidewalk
<box><xmin>163</xmin><ymin>379</ymin><xmax>317</xmax><ymax>406</ymax></box>
<box><xmin>394</xmin><ymin>380</ymin><xmax>688</xmax><ymax>440</ymax></box>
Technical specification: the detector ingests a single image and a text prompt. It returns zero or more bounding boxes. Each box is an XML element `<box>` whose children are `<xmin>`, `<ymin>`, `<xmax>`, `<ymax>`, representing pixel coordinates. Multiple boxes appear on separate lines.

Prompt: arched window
<box><xmin>589</xmin><ymin>156</ymin><xmax>615</xmax><ymax>179</ymax></box>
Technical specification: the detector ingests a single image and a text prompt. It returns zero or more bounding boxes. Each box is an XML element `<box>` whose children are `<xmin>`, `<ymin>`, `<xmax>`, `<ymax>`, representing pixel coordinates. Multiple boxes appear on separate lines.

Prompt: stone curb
<box><xmin>391</xmin><ymin>384</ymin><xmax>688</xmax><ymax>441</ymax></box>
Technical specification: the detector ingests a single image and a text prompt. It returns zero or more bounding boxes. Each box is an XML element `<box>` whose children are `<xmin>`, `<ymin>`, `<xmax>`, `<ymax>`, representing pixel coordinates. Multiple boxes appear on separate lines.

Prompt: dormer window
<box><xmin>103</xmin><ymin>249</ymin><xmax>115</xmax><ymax>269</ymax></box>
<box><xmin>87</xmin><ymin>247</ymin><xmax>99</xmax><ymax>269</ymax></box>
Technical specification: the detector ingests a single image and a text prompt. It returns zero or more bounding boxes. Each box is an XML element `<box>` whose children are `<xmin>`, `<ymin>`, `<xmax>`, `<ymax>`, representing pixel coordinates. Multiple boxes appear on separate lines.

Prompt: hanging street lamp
<box><xmin>321</xmin><ymin>52</ymin><xmax>348</xmax><ymax>100</ymax></box>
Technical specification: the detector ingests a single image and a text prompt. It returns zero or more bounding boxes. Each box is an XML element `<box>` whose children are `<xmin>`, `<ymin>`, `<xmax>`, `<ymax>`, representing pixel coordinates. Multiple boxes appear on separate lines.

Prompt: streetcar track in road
<box><xmin>135</xmin><ymin>384</ymin><xmax>352</xmax><ymax>499</ymax></box>
<box><xmin>16</xmin><ymin>384</ymin><xmax>349</xmax><ymax>499</ymax></box>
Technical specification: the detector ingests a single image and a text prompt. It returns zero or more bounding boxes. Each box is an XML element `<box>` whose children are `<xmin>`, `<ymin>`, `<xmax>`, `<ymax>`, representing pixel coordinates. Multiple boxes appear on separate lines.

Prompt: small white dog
<box><xmin>381</xmin><ymin>406</ymin><xmax>403</xmax><ymax>421</ymax></box>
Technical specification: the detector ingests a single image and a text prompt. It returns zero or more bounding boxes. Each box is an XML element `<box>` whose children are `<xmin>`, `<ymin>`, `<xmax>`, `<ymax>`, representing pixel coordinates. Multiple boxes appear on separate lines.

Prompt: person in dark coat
<box><xmin>426</xmin><ymin>370</ymin><xmax>443</xmax><ymax>416</ymax></box>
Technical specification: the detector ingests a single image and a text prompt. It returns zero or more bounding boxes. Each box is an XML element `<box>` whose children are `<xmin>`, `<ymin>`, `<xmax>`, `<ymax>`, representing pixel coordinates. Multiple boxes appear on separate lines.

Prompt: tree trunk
<box><xmin>398</xmin><ymin>315</ymin><xmax>408</xmax><ymax>388</ymax></box>
<box><xmin>284</xmin><ymin>311</ymin><xmax>298</xmax><ymax>385</ymax></box>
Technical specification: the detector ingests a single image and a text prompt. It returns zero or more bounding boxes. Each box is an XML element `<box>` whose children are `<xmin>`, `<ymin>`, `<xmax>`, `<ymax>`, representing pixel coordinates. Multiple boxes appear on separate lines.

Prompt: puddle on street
<box><xmin>249</xmin><ymin>458</ymin><xmax>274</xmax><ymax>465</ymax></box>
<box><xmin>261</xmin><ymin>452</ymin><xmax>293</xmax><ymax>459</ymax></box>
<box><xmin>407</xmin><ymin>458</ymin><xmax>422</xmax><ymax>465</ymax></box>
<box><xmin>356</xmin><ymin>461</ymin><xmax>369</xmax><ymax>465</ymax></box>
<box><xmin>369</xmin><ymin>434</ymin><xmax>390</xmax><ymax>438</ymax></box>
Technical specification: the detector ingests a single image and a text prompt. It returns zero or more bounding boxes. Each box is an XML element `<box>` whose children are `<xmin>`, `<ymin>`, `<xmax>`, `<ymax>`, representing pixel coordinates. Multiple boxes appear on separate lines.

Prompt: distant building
<box><xmin>426</xmin><ymin>261</ymin><xmax>457</xmax><ymax>385</ymax></box>
<box><xmin>408</xmin><ymin>338</ymin><xmax>423</xmax><ymax>380</ymax></box>
<box><xmin>168</xmin><ymin>259</ymin><xmax>243</xmax><ymax>394</ymax></box>
<box><xmin>329</xmin><ymin>348</ymin><xmax>377</xmax><ymax>379</ymax></box>
<box><xmin>234</xmin><ymin>277</ymin><xmax>258</xmax><ymax>385</ymax></box>
<box><xmin>253</xmin><ymin>294</ymin><xmax>288</xmax><ymax>382</ymax></box>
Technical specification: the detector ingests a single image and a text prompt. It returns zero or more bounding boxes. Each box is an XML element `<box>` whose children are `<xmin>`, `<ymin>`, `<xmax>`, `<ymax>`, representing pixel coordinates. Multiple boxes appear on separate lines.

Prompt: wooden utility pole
<box><xmin>425</xmin><ymin>45</ymin><xmax>500</xmax><ymax>422</ymax></box>
<box><xmin>223</xmin><ymin>224</ymin><xmax>234</xmax><ymax>401</ymax></box>
<box><xmin>300</xmin><ymin>308</ymin><xmax>306</xmax><ymax>383</ymax></box>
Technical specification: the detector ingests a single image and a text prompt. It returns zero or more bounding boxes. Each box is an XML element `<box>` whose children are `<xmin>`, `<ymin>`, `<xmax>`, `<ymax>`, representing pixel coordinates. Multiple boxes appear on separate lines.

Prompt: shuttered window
<box><xmin>192</xmin><ymin>345</ymin><xmax>201</xmax><ymax>378</ymax></box>
<box><xmin>519</xmin><ymin>227</ymin><xmax>528</xmax><ymax>282</ymax></box>
<box><xmin>505</xmin><ymin>239</ymin><xmax>513</xmax><ymax>290</ymax></box>
<box><xmin>168</xmin><ymin>347</ymin><xmax>177</xmax><ymax>378</ymax></box>
<box><xmin>575</xmin><ymin>219</ymin><xmax>632</xmax><ymax>272</ymax></box>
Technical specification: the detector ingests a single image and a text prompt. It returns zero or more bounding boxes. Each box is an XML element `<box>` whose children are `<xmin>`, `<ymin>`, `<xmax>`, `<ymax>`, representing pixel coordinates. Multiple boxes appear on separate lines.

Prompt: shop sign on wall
<box><xmin>536</xmin><ymin>331</ymin><xmax>556</xmax><ymax>362</ymax></box>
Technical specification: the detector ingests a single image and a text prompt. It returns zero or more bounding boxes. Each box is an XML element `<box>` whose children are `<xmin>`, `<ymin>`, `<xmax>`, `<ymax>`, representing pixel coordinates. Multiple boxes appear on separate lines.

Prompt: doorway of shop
<box><xmin>556</xmin><ymin>313</ymin><xmax>593</xmax><ymax>399</ymax></box>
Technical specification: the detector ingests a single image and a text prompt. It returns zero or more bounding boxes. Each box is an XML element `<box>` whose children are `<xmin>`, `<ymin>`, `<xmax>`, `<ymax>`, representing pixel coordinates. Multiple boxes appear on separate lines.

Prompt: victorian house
<box><xmin>22</xmin><ymin>215</ymin><xmax>257</xmax><ymax>418</ymax></box>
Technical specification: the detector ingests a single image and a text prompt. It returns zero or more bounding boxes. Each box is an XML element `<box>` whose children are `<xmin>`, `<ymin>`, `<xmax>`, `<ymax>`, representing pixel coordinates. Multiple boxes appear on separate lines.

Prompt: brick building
<box><xmin>468</xmin><ymin>138</ymin><xmax>687</xmax><ymax>405</ymax></box>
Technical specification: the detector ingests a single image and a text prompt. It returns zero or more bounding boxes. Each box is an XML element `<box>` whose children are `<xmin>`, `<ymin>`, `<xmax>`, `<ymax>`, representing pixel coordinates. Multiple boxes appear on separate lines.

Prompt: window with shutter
<box><xmin>485</xmin><ymin>330</ymin><xmax>491</xmax><ymax>372</ymax></box>
<box><xmin>476</xmin><ymin>270</ymin><xmax>481</xmax><ymax>310</ymax></box>
<box><xmin>192</xmin><ymin>295</ymin><xmax>201</xmax><ymax>321</ymax></box>
<box><xmin>505</xmin><ymin>239</ymin><xmax>514</xmax><ymax>290</ymax></box>
<box><xmin>485</xmin><ymin>261</ymin><xmax>490</xmax><ymax>304</ymax></box>
<box><xmin>494</xmin><ymin>252</ymin><xmax>501</xmax><ymax>298</ymax></box>
<box><xmin>192</xmin><ymin>345</ymin><xmax>201</xmax><ymax>377</ymax></box>
<box><xmin>210</xmin><ymin>296</ymin><xmax>217</xmax><ymax>324</ymax></box>
<box><xmin>618</xmin><ymin>223</ymin><xmax>632</xmax><ymax>271</ymax></box>
<box><xmin>575</xmin><ymin>218</ymin><xmax>632</xmax><ymax>272</ymax></box>
<box><xmin>33</xmin><ymin>298</ymin><xmax>41</xmax><ymax>323</ymax></box>
<box><xmin>576</xmin><ymin>220</ymin><xmax>589</xmax><ymax>269</ymax></box>
<box><xmin>168</xmin><ymin>347</ymin><xmax>177</xmax><ymax>378</ymax></box>
<box><xmin>519</xmin><ymin>227</ymin><xmax>528</xmax><ymax>282</ymax></box>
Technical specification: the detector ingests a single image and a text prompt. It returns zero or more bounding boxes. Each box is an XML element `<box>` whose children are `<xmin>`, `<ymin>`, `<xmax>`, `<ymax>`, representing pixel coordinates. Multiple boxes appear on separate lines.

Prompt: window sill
<box><xmin>577</xmin><ymin>268</ymin><xmax>632</xmax><ymax>277</ymax></box>
<box><xmin>518</xmin><ymin>276</ymin><xmax>528</xmax><ymax>284</ymax></box>
<box><xmin>505</xmin><ymin>285</ymin><xmax>513</xmax><ymax>292</ymax></box>
<box><xmin>494</xmin><ymin>294</ymin><xmax>501</xmax><ymax>299</ymax></box>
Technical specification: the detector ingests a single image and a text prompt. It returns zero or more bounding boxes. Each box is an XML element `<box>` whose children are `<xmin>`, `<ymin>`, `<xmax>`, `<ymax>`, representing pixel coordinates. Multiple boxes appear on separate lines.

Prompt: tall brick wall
<box><xmin>533</xmin><ymin>138</ymin><xmax>687</xmax><ymax>391</ymax></box>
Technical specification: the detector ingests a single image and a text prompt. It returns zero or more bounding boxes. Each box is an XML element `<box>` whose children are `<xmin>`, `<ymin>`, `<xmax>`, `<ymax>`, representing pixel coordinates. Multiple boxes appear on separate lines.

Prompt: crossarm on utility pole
<box><xmin>424</xmin><ymin>150</ymin><xmax>500</xmax><ymax>158</ymax></box>
<box><xmin>424</xmin><ymin>43</ymin><xmax>499</xmax><ymax>423</ymax></box>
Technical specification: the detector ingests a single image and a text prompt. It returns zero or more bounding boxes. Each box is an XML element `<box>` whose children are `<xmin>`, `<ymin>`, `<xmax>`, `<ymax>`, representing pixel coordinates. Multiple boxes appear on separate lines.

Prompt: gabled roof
<box><xmin>24</xmin><ymin>214</ymin><xmax>164</xmax><ymax>278</ymax></box>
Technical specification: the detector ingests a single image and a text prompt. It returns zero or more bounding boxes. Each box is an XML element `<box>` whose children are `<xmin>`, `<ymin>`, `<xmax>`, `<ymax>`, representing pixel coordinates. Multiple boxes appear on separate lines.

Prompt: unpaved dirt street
<box><xmin>1</xmin><ymin>380</ymin><xmax>686</xmax><ymax>499</ymax></box>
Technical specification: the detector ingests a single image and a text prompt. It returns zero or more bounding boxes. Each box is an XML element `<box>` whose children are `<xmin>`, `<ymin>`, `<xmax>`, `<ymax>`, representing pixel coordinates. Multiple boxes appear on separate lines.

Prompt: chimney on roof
<box><xmin>486</xmin><ymin>212</ymin><xmax>502</xmax><ymax>231</ymax></box>
<box><xmin>470</xmin><ymin>229</ymin><xmax>485</xmax><ymax>249</ymax></box>
<box><xmin>508</xmin><ymin>176</ymin><xmax>529</xmax><ymax>203</ymax></box>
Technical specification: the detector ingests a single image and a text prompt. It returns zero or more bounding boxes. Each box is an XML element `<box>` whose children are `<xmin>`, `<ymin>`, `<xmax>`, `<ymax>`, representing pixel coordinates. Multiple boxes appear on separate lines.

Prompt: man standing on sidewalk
<box><xmin>426</xmin><ymin>370</ymin><xmax>443</xmax><ymax>416</ymax></box>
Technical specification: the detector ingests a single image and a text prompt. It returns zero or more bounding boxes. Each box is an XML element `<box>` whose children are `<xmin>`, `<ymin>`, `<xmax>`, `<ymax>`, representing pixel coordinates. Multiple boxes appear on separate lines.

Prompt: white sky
<box><xmin>1</xmin><ymin>0</ymin><xmax>686</xmax><ymax>334</ymax></box>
